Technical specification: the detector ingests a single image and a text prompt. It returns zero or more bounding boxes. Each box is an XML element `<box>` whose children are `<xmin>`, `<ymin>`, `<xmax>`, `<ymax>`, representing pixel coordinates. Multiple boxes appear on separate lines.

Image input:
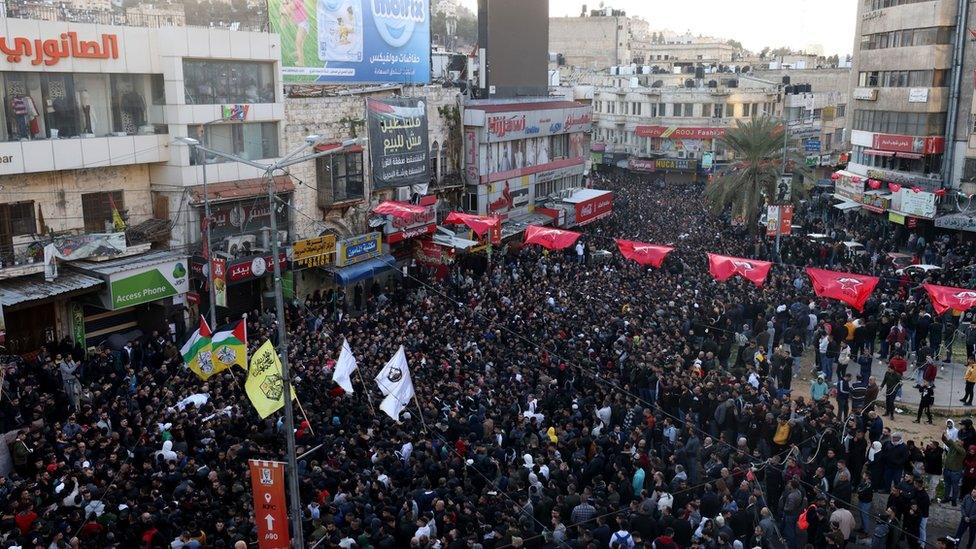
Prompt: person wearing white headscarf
<box><xmin>156</xmin><ymin>440</ymin><xmax>177</xmax><ymax>463</ymax></box>
<box><xmin>947</xmin><ymin>419</ymin><xmax>960</xmax><ymax>441</ymax></box>
<box><xmin>868</xmin><ymin>441</ymin><xmax>882</xmax><ymax>462</ymax></box>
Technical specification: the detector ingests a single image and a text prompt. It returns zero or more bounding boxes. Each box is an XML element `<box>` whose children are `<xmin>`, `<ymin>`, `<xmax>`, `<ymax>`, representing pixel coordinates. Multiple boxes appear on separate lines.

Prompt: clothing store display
<box><xmin>10</xmin><ymin>95</ymin><xmax>39</xmax><ymax>139</ymax></box>
<box><xmin>121</xmin><ymin>91</ymin><xmax>146</xmax><ymax>129</ymax></box>
<box><xmin>79</xmin><ymin>90</ymin><xmax>92</xmax><ymax>134</ymax></box>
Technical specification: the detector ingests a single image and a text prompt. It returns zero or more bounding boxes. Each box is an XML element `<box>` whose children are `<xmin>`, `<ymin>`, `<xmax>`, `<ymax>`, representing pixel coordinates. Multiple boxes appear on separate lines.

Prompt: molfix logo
<box><xmin>565</xmin><ymin>113</ymin><xmax>592</xmax><ymax>128</ymax></box>
<box><xmin>371</xmin><ymin>0</ymin><xmax>427</xmax><ymax>48</ymax></box>
<box><xmin>489</xmin><ymin>115</ymin><xmax>526</xmax><ymax>138</ymax></box>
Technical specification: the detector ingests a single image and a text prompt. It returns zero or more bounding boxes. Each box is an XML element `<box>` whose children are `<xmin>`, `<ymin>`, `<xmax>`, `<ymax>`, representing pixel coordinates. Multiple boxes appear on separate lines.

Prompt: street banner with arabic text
<box><xmin>367</xmin><ymin>97</ymin><xmax>430</xmax><ymax>189</ymax></box>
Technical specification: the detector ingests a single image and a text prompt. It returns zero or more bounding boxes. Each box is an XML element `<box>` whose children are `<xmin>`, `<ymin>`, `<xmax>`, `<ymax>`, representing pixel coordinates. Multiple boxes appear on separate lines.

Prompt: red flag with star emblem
<box><xmin>615</xmin><ymin>239</ymin><xmax>673</xmax><ymax>268</ymax></box>
<box><xmin>523</xmin><ymin>225</ymin><xmax>581</xmax><ymax>251</ymax></box>
<box><xmin>806</xmin><ymin>267</ymin><xmax>879</xmax><ymax>311</ymax></box>
<box><xmin>923</xmin><ymin>283</ymin><xmax>976</xmax><ymax>315</ymax></box>
<box><xmin>707</xmin><ymin>253</ymin><xmax>773</xmax><ymax>287</ymax></box>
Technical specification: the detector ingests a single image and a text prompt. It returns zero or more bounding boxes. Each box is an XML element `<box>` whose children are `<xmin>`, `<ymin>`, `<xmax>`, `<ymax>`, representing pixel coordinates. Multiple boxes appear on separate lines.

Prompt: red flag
<box><xmin>923</xmin><ymin>283</ymin><xmax>976</xmax><ymax>315</ymax></box>
<box><xmin>372</xmin><ymin>200</ymin><xmax>427</xmax><ymax>220</ymax></box>
<box><xmin>444</xmin><ymin>211</ymin><xmax>501</xmax><ymax>237</ymax></box>
<box><xmin>615</xmin><ymin>239</ymin><xmax>673</xmax><ymax>268</ymax></box>
<box><xmin>707</xmin><ymin>253</ymin><xmax>773</xmax><ymax>287</ymax></box>
<box><xmin>523</xmin><ymin>225</ymin><xmax>581</xmax><ymax>250</ymax></box>
<box><xmin>805</xmin><ymin>267</ymin><xmax>879</xmax><ymax>311</ymax></box>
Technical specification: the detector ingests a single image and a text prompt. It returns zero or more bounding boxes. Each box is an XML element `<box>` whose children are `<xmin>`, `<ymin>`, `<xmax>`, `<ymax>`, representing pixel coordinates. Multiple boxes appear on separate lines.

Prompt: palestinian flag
<box><xmin>181</xmin><ymin>317</ymin><xmax>214</xmax><ymax>380</ymax></box>
<box><xmin>211</xmin><ymin>319</ymin><xmax>247</xmax><ymax>371</ymax></box>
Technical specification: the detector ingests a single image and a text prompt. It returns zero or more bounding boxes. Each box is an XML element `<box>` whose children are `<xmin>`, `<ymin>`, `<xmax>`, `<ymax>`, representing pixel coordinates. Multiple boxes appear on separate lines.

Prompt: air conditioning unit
<box><xmin>677</xmin><ymin>151</ymin><xmax>686</xmax><ymax>158</ymax></box>
<box><xmin>226</xmin><ymin>236</ymin><xmax>244</xmax><ymax>256</ymax></box>
<box><xmin>396</xmin><ymin>187</ymin><xmax>412</xmax><ymax>201</ymax></box>
<box><xmin>239</xmin><ymin>234</ymin><xmax>258</xmax><ymax>254</ymax></box>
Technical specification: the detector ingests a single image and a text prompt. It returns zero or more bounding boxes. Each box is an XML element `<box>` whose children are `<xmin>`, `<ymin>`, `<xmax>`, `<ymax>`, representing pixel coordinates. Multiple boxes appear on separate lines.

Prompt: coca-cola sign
<box><xmin>385</xmin><ymin>196</ymin><xmax>438</xmax><ymax>245</ymax></box>
<box><xmin>574</xmin><ymin>192</ymin><xmax>614</xmax><ymax>226</ymax></box>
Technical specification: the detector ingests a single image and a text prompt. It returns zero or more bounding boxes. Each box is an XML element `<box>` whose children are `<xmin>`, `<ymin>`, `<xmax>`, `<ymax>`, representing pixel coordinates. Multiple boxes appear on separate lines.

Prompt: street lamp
<box><xmin>175</xmin><ymin>133</ymin><xmax>366</xmax><ymax>548</ymax></box>
<box><xmin>173</xmin><ymin>136</ymin><xmax>217</xmax><ymax>330</ymax></box>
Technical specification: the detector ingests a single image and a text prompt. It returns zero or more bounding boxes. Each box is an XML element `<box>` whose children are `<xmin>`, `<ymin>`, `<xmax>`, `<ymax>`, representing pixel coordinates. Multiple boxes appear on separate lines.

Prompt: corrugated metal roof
<box><xmin>0</xmin><ymin>272</ymin><xmax>103</xmax><ymax>307</ymax></box>
<box><xmin>72</xmin><ymin>250</ymin><xmax>186</xmax><ymax>277</ymax></box>
<box><xmin>562</xmin><ymin>189</ymin><xmax>612</xmax><ymax>204</ymax></box>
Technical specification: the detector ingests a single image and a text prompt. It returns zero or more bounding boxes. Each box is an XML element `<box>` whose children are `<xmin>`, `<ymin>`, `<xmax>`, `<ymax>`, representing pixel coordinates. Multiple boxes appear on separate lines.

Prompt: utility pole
<box><xmin>198</xmin><ymin>144</ymin><xmax>218</xmax><ymax>330</ymax></box>
<box><xmin>175</xmin><ymin>135</ymin><xmax>363</xmax><ymax>548</ymax></box>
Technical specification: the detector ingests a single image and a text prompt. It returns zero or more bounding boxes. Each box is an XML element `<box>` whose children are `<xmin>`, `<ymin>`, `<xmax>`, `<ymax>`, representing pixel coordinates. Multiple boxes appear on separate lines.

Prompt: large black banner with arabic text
<box><xmin>366</xmin><ymin>97</ymin><xmax>430</xmax><ymax>189</ymax></box>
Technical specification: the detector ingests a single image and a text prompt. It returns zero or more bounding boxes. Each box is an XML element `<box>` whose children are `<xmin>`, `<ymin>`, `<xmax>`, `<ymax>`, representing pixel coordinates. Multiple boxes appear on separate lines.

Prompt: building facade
<box><xmin>0</xmin><ymin>17</ymin><xmax>283</xmax><ymax>352</ymax></box>
<box><xmin>461</xmin><ymin>98</ymin><xmax>592</xmax><ymax>236</ymax></box>
<box><xmin>591</xmin><ymin>74</ymin><xmax>781</xmax><ymax>182</ymax></box>
<box><xmin>549</xmin><ymin>13</ymin><xmax>647</xmax><ymax>69</ymax></box>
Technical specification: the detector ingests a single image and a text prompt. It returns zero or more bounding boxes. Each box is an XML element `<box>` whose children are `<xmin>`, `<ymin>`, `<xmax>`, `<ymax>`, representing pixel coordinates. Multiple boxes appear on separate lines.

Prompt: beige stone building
<box><xmin>549</xmin><ymin>14</ymin><xmax>648</xmax><ymax>69</ymax></box>
<box><xmin>592</xmin><ymin>73</ymin><xmax>780</xmax><ymax>182</ymax></box>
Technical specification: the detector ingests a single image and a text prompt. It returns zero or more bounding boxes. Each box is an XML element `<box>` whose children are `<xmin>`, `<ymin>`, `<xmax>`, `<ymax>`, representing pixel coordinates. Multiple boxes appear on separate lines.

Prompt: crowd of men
<box><xmin>2</xmin><ymin>171</ymin><xmax>976</xmax><ymax>548</ymax></box>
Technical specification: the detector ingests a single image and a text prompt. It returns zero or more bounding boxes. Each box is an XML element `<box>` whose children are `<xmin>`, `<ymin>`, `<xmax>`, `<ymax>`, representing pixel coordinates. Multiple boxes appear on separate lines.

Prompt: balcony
<box><xmin>0</xmin><ymin>134</ymin><xmax>170</xmax><ymax>176</ymax></box>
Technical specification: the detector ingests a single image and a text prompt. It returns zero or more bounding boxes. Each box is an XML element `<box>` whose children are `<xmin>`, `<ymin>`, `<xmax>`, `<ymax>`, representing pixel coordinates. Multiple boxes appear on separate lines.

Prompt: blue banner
<box><xmin>272</xmin><ymin>0</ymin><xmax>431</xmax><ymax>84</ymax></box>
<box><xmin>804</xmin><ymin>138</ymin><xmax>821</xmax><ymax>153</ymax></box>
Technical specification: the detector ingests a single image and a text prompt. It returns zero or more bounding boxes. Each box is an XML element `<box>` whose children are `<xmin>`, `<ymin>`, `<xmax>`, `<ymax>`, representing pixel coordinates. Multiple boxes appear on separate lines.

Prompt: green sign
<box><xmin>108</xmin><ymin>259</ymin><xmax>189</xmax><ymax>310</ymax></box>
<box><xmin>70</xmin><ymin>303</ymin><xmax>86</xmax><ymax>352</ymax></box>
<box><xmin>282</xmin><ymin>271</ymin><xmax>295</xmax><ymax>300</ymax></box>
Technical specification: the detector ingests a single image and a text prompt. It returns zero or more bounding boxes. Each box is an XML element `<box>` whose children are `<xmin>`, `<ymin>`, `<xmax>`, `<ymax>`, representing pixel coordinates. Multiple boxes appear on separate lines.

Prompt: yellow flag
<box><xmin>245</xmin><ymin>340</ymin><xmax>295</xmax><ymax>419</ymax></box>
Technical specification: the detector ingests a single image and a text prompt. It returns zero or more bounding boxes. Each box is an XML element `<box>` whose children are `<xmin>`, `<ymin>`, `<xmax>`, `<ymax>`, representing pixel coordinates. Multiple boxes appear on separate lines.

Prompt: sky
<box><xmin>458</xmin><ymin>0</ymin><xmax>857</xmax><ymax>57</ymax></box>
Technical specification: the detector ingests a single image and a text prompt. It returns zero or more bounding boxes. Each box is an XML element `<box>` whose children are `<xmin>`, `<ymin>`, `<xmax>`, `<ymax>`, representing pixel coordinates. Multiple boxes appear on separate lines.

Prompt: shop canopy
<box><xmin>523</xmin><ymin>225</ymin><xmax>582</xmax><ymax>251</ymax></box>
<box><xmin>0</xmin><ymin>272</ymin><xmax>103</xmax><ymax>310</ymax></box>
<box><xmin>443</xmin><ymin>212</ymin><xmax>501</xmax><ymax>237</ymax></box>
<box><xmin>372</xmin><ymin>201</ymin><xmax>427</xmax><ymax>220</ymax></box>
<box><xmin>331</xmin><ymin>254</ymin><xmax>396</xmax><ymax>286</ymax></box>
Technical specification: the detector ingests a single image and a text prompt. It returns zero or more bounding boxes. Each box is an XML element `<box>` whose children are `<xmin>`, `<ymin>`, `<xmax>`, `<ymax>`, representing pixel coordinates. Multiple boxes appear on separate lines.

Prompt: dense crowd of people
<box><xmin>2</xmin><ymin>170</ymin><xmax>976</xmax><ymax>548</ymax></box>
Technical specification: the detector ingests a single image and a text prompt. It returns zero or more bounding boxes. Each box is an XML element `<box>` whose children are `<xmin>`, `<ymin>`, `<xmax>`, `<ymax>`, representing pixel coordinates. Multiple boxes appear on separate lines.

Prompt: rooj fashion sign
<box><xmin>270</xmin><ymin>0</ymin><xmax>431</xmax><ymax>84</ymax></box>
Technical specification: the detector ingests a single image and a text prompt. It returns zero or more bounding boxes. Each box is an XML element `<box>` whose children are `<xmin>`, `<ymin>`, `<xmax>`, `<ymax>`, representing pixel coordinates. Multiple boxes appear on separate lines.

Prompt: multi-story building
<box><xmin>0</xmin><ymin>17</ymin><xmax>284</xmax><ymax>352</ymax></box>
<box><xmin>460</xmin><ymin>98</ymin><xmax>593</xmax><ymax>236</ymax></box>
<box><xmin>549</xmin><ymin>10</ymin><xmax>648</xmax><ymax>69</ymax></box>
<box><xmin>638</xmin><ymin>41</ymin><xmax>738</xmax><ymax>70</ymax></box>
<box><xmin>847</xmin><ymin>0</ymin><xmax>972</xmax><ymax>230</ymax></box>
<box><xmin>281</xmin><ymin>85</ymin><xmax>462</xmax><ymax>296</ymax></box>
<box><xmin>591</xmin><ymin>73</ymin><xmax>781</xmax><ymax>183</ymax></box>
<box><xmin>748</xmin><ymin>68</ymin><xmax>850</xmax><ymax>180</ymax></box>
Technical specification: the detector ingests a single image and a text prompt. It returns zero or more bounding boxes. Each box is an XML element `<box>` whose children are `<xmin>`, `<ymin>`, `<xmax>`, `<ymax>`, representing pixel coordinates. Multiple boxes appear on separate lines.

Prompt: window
<box><xmin>316</xmin><ymin>151</ymin><xmax>364</xmax><ymax>206</ymax></box>
<box><xmin>964</xmin><ymin>158</ymin><xmax>976</xmax><ymax>181</ymax></box>
<box><xmin>702</xmin><ymin>103</ymin><xmax>713</xmax><ymax>117</ymax></box>
<box><xmin>714</xmin><ymin>104</ymin><xmax>724</xmax><ymax>118</ymax></box>
<box><xmin>187</xmin><ymin>122</ymin><xmax>279</xmax><ymax>165</ymax></box>
<box><xmin>183</xmin><ymin>60</ymin><xmax>275</xmax><ymax>105</ymax></box>
<box><xmin>683</xmin><ymin>103</ymin><xmax>695</xmax><ymax>116</ymax></box>
<box><xmin>82</xmin><ymin>191</ymin><xmax>124</xmax><ymax>233</ymax></box>
<box><xmin>858</xmin><ymin>70</ymin><xmax>947</xmax><ymax>88</ymax></box>
<box><xmin>0</xmin><ymin>201</ymin><xmax>35</xmax><ymax>237</ymax></box>
<box><xmin>866</xmin><ymin>0</ymin><xmax>939</xmax><ymax>10</ymax></box>
<box><xmin>836</xmin><ymin>104</ymin><xmax>846</xmax><ymax>118</ymax></box>
<box><xmin>860</xmin><ymin>26</ymin><xmax>953</xmax><ymax>50</ymax></box>
<box><xmin>551</xmin><ymin>134</ymin><xmax>569</xmax><ymax>158</ymax></box>
<box><xmin>852</xmin><ymin>109</ymin><xmax>946</xmax><ymax>135</ymax></box>
<box><xmin>751</xmin><ymin>104</ymin><xmax>759</xmax><ymax>117</ymax></box>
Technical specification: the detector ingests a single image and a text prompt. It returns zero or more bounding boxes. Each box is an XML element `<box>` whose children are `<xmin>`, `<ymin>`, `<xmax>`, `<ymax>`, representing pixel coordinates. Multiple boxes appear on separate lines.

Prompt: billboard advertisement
<box><xmin>484</xmin><ymin>106</ymin><xmax>592</xmax><ymax>142</ymax></box>
<box><xmin>367</xmin><ymin>97</ymin><xmax>430</xmax><ymax>188</ymax></box>
<box><xmin>271</xmin><ymin>0</ymin><xmax>431</xmax><ymax>84</ymax></box>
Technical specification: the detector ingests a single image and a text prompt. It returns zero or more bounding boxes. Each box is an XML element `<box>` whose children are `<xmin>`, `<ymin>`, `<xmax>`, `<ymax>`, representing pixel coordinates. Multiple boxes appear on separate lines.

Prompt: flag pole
<box><xmin>294</xmin><ymin>395</ymin><xmax>314</xmax><ymax>436</ymax></box>
<box><xmin>413</xmin><ymin>393</ymin><xmax>429</xmax><ymax>433</ymax></box>
<box><xmin>355</xmin><ymin>367</ymin><xmax>376</xmax><ymax>410</ymax></box>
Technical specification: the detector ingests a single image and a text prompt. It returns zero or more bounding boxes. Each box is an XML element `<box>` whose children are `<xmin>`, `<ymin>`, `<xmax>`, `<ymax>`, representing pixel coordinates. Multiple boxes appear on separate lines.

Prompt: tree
<box><xmin>726</xmin><ymin>39</ymin><xmax>744</xmax><ymax>50</ymax></box>
<box><xmin>759</xmin><ymin>47</ymin><xmax>770</xmax><ymax>59</ymax></box>
<box><xmin>705</xmin><ymin>116</ymin><xmax>810</xmax><ymax>232</ymax></box>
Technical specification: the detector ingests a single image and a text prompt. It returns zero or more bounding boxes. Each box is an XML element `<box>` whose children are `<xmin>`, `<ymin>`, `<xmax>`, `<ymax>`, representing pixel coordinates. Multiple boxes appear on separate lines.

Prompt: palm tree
<box><xmin>705</xmin><ymin>116</ymin><xmax>809</xmax><ymax>231</ymax></box>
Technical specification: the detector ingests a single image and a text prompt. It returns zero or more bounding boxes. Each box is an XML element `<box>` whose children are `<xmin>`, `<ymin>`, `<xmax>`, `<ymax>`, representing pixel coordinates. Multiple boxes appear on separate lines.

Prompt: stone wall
<box><xmin>283</xmin><ymin>85</ymin><xmax>461</xmax><ymax>240</ymax></box>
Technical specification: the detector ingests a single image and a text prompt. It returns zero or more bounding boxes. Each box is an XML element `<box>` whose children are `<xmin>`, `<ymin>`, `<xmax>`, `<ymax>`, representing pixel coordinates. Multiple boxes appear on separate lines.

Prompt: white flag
<box><xmin>332</xmin><ymin>338</ymin><xmax>357</xmax><ymax>394</ymax></box>
<box><xmin>374</xmin><ymin>345</ymin><xmax>415</xmax><ymax>421</ymax></box>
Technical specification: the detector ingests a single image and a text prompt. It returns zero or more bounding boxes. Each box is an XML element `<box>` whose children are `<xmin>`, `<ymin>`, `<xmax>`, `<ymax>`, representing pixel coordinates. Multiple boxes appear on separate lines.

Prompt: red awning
<box><xmin>373</xmin><ymin>201</ymin><xmax>426</xmax><ymax>220</ymax></box>
<box><xmin>896</xmin><ymin>152</ymin><xmax>922</xmax><ymax>159</ymax></box>
<box><xmin>443</xmin><ymin>212</ymin><xmax>501</xmax><ymax>237</ymax></box>
<box><xmin>189</xmin><ymin>175</ymin><xmax>294</xmax><ymax>204</ymax></box>
<box><xmin>314</xmin><ymin>142</ymin><xmax>364</xmax><ymax>153</ymax></box>
<box><xmin>863</xmin><ymin>149</ymin><xmax>895</xmax><ymax>157</ymax></box>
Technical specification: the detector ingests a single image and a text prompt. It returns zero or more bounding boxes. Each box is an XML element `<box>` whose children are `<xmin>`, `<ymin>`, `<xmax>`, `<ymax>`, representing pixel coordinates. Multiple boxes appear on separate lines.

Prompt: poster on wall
<box><xmin>270</xmin><ymin>0</ymin><xmax>431</xmax><ymax>84</ymax></box>
<box><xmin>367</xmin><ymin>97</ymin><xmax>430</xmax><ymax>188</ymax></box>
<box><xmin>212</xmin><ymin>258</ymin><xmax>228</xmax><ymax>307</ymax></box>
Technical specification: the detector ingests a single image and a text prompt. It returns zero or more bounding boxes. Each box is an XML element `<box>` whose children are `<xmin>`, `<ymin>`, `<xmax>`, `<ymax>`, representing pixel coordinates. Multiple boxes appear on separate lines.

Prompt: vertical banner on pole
<box><xmin>248</xmin><ymin>459</ymin><xmax>291</xmax><ymax>549</ymax></box>
<box><xmin>212</xmin><ymin>258</ymin><xmax>227</xmax><ymax>308</ymax></box>
<box><xmin>0</xmin><ymin>303</ymin><xmax>5</xmax><ymax>347</ymax></box>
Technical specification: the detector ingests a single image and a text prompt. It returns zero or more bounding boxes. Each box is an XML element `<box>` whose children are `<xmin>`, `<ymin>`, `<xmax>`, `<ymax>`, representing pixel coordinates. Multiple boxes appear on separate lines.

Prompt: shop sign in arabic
<box><xmin>0</xmin><ymin>33</ymin><xmax>119</xmax><ymax>66</ymax></box>
<box><xmin>292</xmin><ymin>235</ymin><xmax>337</xmax><ymax>269</ymax></box>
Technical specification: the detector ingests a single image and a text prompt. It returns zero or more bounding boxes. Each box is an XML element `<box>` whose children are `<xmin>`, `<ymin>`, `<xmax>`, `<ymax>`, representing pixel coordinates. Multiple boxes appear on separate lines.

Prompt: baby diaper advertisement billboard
<box><xmin>271</xmin><ymin>0</ymin><xmax>431</xmax><ymax>84</ymax></box>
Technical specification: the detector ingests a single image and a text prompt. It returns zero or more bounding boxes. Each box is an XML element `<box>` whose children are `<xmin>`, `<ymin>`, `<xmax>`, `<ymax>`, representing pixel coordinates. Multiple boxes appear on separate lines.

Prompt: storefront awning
<box><xmin>188</xmin><ymin>175</ymin><xmax>295</xmax><ymax>204</ymax></box>
<box><xmin>896</xmin><ymin>152</ymin><xmax>922</xmax><ymax>159</ymax></box>
<box><xmin>332</xmin><ymin>254</ymin><xmax>396</xmax><ymax>286</ymax></box>
<box><xmin>0</xmin><ymin>272</ymin><xmax>103</xmax><ymax>309</ymax></box>
<box><xmin>833</xmin><ymin>199</ymin><xmax>862</xmax><ymax>211</ymax></box>
<box><xmin>864</xmin><ymin>149</ymin><xmax>894</xmax><ymax>157</ymax></box>
<box><xmin>501</xmin><ymin>212</ymin><xmax>555</xmax><ymax>240</ymax></box>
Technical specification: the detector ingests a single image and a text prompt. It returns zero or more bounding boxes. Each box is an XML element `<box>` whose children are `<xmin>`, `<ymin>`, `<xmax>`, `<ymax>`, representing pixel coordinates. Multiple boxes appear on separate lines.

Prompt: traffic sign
<box><xmin>248</xmin><ymin>460</ymin><xmax>291</xmax><ymax>549</ymax></box>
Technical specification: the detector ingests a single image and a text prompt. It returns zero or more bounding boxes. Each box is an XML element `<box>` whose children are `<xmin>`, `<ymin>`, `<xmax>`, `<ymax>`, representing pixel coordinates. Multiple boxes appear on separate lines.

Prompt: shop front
<box><xmin>627</xmin><ymin>157</ymin><xmax>700</xmax><ymax>183</ymax></box>
<box><xmin>326</xmin><ymin>232</ymin><xmax>396</xmax><ymax>310</ymax></box>
<box><xmin>226</xmin><ymin>253</ymin><xmax>289</xmax><ymax>316</ymax></box>
<box><xmin>71</xmin><ymin>250</ymin><xmax>187</xmax><ymax>347</ymax></box>
<box><xmin>0</xmin><ymin>272</ymin><xmax>104</xmax><ymax>355</ymax></box>
<box><xmin>383</xmin><ymin>195</ymin><xmax>438</xmax><ymax>259</ymax></box>
<box><xmin>187</xmin><ymin>177</ymin><xmax>294</xmax><ymax>318</ymax></box>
